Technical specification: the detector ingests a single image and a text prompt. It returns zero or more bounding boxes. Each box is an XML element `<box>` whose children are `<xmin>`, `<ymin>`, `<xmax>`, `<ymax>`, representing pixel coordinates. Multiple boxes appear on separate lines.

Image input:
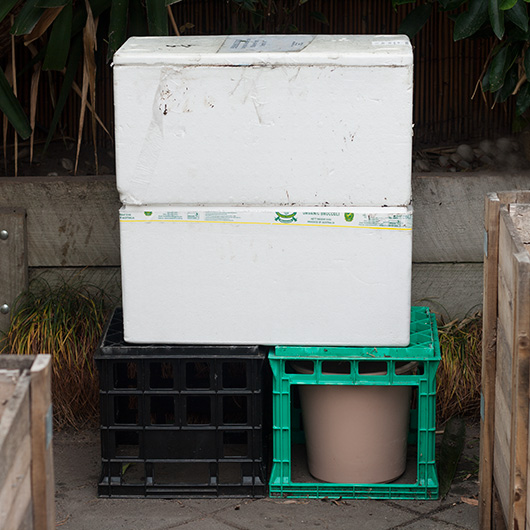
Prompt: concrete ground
<box><xmin>53</xmin><ymin>422</ymin><xmax>479</xmax><ymax>530</ymax></box>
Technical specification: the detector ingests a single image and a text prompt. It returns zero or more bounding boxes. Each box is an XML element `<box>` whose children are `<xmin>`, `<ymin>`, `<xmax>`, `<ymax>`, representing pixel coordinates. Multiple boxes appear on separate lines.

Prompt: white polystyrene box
<box><xmin>119</xmin><ymin>205</ymin><xmax>413</xmax><ymax>345</ymax></box>
<box><xmin>113</xmin><ymin>35</ymin><xmax>413</xmax><ymax>207</ymax></box>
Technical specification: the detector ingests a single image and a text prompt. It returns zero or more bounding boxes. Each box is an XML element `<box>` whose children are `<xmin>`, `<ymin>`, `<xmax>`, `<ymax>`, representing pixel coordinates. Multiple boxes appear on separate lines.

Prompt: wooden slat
<box><xmin>28</xmin><ymin>266</ymin><xmax>122</xmax><ymax>302</ymax></box>
<box><xmin>494</xmin><ymin>306</ymin><xmax>514</xmax><ymax>522</ymax></box>
<box><xmin>0</xmin><ymin>176</ymin><xmax>120</xmax><ymax>268</ymax></box>
<box><xmin>412</xmin><ymin>174</ymin><xmax>530</xmax><ymax>263</ymax></box>
<box><xmin>0</xmin><ymin>372</ymin><xmax>32</xmax><ymax>530</ymax></box>
<box><xmin>479</xmin><ymin>192</ymin><xmax>501</xmax><ymax>530</ymax></box>
<box><xmin>1</xmin><ymin>436</ymin><xmax>32</xmax><ymax>530</ymax></box>
<box><xmin>0</xmin><ymin>208</ymin><xmax>28</xmax><ymax>335</ymax></box>
<box><xmin>30</xmin><ymin>356</ymin><xmax>54</xmax><ymax>530</ymax></box>
<box><xmin>411</xmin><ymin>262</ymin><xmax>483</xmax><ymax>320</ymax></box>
<box><xmin>494</xmin><ymin>415</ymin><xmax>511</xmax><ymax>522</ymax></box>
<box><xmin>482</xmin><ymin>195</ymin><xmax>530</xmax><ymax>530</ymax></box>
<box><xmin>0</xmin><ymin>370</ymin><xmax>19</xmax><ymax>418</ymax></box>
<box><xmin>511</xmin><ymin>247</ymin><xmax>530</xmax><ymax>528</ymax></box>
<box><xmin>0</xmin><ymin>173</ymin><xmax>529</xmax><ymax>271</ymax></box>
<box><xmin>498</xmin><ymin>271</ymin><xmax>515</xmax><ymax>357</ymax></box>
<box><xmin>499</xmin><ymin>210</ymin><xmax>518</xmax><ymax>304</ymax></box>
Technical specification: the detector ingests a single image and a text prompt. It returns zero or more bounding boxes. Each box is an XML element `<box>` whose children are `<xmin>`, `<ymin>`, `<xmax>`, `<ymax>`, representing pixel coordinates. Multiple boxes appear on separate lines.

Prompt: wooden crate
<box><xmin>0</xmin><ymin>355</ymin><xmax>54</xmax><ymax>530</ymax></box>
<box><xmin>479</xmin><ymin>191</ymin><xmax>530</xmax><ymax>530</ymax></box>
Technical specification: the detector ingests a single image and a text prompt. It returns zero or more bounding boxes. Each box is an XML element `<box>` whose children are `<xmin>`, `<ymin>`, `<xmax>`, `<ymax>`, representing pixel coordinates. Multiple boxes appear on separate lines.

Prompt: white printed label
<box><xmin>372</xmin><ymin>40</ymin><xmax>409</xmax><ymax>46</ymax></box>
<box><xmin>219</xmin><ymin>35</ymin><xmax>314</xmax><ymax>53</ymax></box>
<box><xmin>120</xmin><ymin>209</ymin><xmax>412</xmax><ymax>230</ymax></box>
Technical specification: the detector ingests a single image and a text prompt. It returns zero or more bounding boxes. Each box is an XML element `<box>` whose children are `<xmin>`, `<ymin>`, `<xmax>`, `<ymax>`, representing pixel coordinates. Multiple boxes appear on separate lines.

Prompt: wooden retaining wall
<box><xmin>2</xmin><ymin>173</ymin><xmax>530</xmax><ymax>333</ymax></box>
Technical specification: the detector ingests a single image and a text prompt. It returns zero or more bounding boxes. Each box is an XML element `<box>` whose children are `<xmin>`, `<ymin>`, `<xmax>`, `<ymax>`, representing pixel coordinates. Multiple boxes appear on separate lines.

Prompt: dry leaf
<box><xmin>75</xmin><ymin>0</ymin><xmax>99</xmax><ymax>175</ymax></box>
<box><xmin>11</xmin><ymin>19</ymin><xmax>17</xmax><ymax>177</ymax></box>
<box><xmin>28</xmin><ymin>44</ymin><xmax>41</xmax><ymax>164</ymax></box>
<box><xmin>460</xmin><ymin>496</ymin><xmax>478</xmax><ymax>506</ymax></box>
<box><xmin>71</xmin><ymin>80</ymin><xmax>111</xmax><ymax>139</ymax></box>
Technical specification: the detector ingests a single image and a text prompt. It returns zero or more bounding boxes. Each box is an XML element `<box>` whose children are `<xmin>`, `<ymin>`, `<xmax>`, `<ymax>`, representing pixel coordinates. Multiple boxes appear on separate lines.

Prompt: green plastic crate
<box><xmin>268</xmin><ymin>306</ymin><xmax>440</xmax><ymax>500</ymax></box>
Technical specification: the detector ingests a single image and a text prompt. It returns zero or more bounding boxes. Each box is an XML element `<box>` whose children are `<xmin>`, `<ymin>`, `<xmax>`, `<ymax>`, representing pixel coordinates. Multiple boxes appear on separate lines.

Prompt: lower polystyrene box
<box><xmin>119</xmin><ymin>205</ymin><xmax>413</xmax><ymax>346</ymax></box>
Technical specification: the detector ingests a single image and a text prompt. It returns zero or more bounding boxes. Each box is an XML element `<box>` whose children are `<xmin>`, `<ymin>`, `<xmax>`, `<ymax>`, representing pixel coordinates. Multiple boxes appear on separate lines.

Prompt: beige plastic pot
<box><xmin>294</xmin><ymin>361</ymin><xmax>415</xmax><ymax>484</ymax></box>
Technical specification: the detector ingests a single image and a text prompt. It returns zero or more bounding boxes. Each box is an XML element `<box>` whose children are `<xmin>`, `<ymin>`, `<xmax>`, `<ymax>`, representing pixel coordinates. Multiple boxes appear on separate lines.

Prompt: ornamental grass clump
<box><xmin>436</xmin><ymin>313</ymin><xmax>482</xmax><ymax>426</ymax></box>
<box><xmin>1</xmin><ymin>278</ymin><xmax>112</xmax><ymax>429</ymax></box>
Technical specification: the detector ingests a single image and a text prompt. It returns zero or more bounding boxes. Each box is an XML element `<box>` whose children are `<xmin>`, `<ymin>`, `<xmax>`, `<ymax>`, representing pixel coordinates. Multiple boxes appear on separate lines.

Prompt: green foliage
<box><xmin>1</xmin><ymin>278</ymin><xmax>113</xmax><ymax>429</ymax></box>
<box><xmin>0</xmin><ymin>0</ymin><xmax>321</xmax><ymax>144</ymax></box>
<box><xmin>436</xmin><ymin>313</ymin><xmax>482</xmax><ymax>425</ymax></box>
<box><xmin>0</xmin><ymin>68</ymin><xmax>32</xmax><ymax>140</ymax></box>
<box><xmin>230</xmin><ymin>0</ymin><xmax>326</xmax><ymax>33</ymax></box>
<box><xmin>394</xmin><ymin>0</ymin><xmax>530</xmax><ymax>115</ymax></box>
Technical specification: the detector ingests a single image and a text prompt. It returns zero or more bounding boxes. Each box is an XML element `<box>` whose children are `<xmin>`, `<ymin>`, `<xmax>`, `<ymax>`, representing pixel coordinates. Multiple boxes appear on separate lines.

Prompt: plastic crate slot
<box><xmin>150</xmin><ymin>396</ymin><xmax>175</xmax><ymax>425</ymax></box>
<box><xmin>412</xmin><ymin>362</ymin><xmax>425</xmax><ymax>376</ymax></box>
<box><xmin>285</xmin><ymin>360</ymin><xmax>314</xmax><ymax>374</ymax></box>
<box><xmin>186</xmin><ymin>362</ymin><xmax>211</xmax><ymax>389</ymax></box>
<box><xmin>358</xmin><ymin>361</ymin><xmax>387</xmax><ymax>375</ymax></box>
<box><xmin>223</xmin><ymin>396</ymin><xmax>248</xmax><ymax>424</ymax></box>
<box><xmin>222</xmin><ymin>362</ymin><xmax>247</xmax><ymax>389</ymax></box>
<box><xmin>186</xmin><ymin>395</ymin><xmax>211</xmax><ymax>425</ymax></box>
<box><xmin>113</xmin><ymin>361</ymin><xmax>138</xmax><ymax>389</ymax></box>
<box><xmin>321</xmin><ymin>361</ymin><xmax>351</xmax><ymax>374</ymax></box>
<box><xmin>115</xmin><ymin>430</ymin><xmax>140</xmax><ymax>458</ymax></box>
<box><xmin>223</xmin><ymin>431</ymin><xmax>249</xmax><ymax>457</ymax></box>
<box><xmin>150</xmin><ymin>362</ymin><xmax>174</xmax><ymax>389</ymax></box>
<box><xmin>114</xmin><ymin>395</ymin><xmax>139</xmax><ymax>425</ymax></box>
<box><xmin>154</xmin><ymin>463</ymin><xmax>210</xmax><ymax>485</ymax></box>
<box><xmin>121</xmin><ymin>463</ymin><xmax>145</xmax><ymax>484</ymax></box>
<box><xmin>219</xmin><ymin>462</ymin><xmax>243</xmax><ymax>484</ymax></box>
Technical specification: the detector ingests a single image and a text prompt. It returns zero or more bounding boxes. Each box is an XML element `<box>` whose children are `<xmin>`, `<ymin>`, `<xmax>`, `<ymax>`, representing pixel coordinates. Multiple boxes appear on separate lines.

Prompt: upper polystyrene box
<box><xmin>113</xmin><ymin>35</ymin><xmax>413</xmax><ymax>206</ymax></box>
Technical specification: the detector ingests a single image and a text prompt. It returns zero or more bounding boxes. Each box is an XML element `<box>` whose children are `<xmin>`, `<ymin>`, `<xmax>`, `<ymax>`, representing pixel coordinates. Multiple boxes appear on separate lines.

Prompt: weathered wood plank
<box><xmin>412</xmin><ymin>173</ymin><xmax>530</xmax><ymax>263</ymax></box>
<box><xmin>25</xmin><ymin>262</ymin><xmax>485</xmax><ymax>322</ymax></box>
<box><xmin>411</xmin><ymin>262</ymin><xmax>483</xmax><ymax>320</ymax></box>
<box><xmin>0</xmin><ymin>208</ymin><xmax>28</xmax><ymax>334</ymax></box>
<box><xmin>496</xmin><ymin>317</ymin><xmax>514</xmax><ymax>418</ymax></box>
<box><xmin>494</xmin><ymin>410</ymin><xmax>511</xmax><ymax>523</ymax></box>
<box><xmin>0</xmin><ymin>370</ymin><xmax>19</xmax><ymax>418</ymax></box>
<box><xmin>0</xmin><ymin>173</ymin><xmax>529</xmax><ymax>270</ymax></box>
<box><xmin>0</xmin><ymin>435</ymin><xmax>32</xmax><ymax>530</ymax></box>
<box><xmin>0</xmin><ymin>372</ymin><xmax>32</xmax><ymax>530</ymax></box>
<box><xmin>480</xmin><ymin>192</ymin><xmax>504</xmax><ymax>530</ymax></box>
<box><xmin>499</xmin><ymin>210</ymin><xmax>518</xmax><ymax>303</ymax></box>
<box><xmin>498</xmin><ymin>271</ymin><xmax>515</xmax><ymax>357</ymax></box>
<box><xmin>0</xmin><ymin>176</ymin><xmax>120</xmax><ymax>268</ymax></box>
<box><xmin>28</xmin><ymin>266</ymin><xmax>122</xmax><ymax>302</ymax></box>
<box><xmin>0</xmin><ymin>371</ymin><xmax>30</xmax><ymax>488</ymax></box>
<box><xmin>480</xmin><ymin>193</ymin><xmax>530</xmax><ymax>530</ymax></box>
<box><xmin>30</xmin><ymin>356</ymin><xmax>54</xmax><ymax>530</ymax></box>
<box><xmin>510</xmin><ymin>203</ymin><xmax>530</xmax><ymax>246</ymax></box>
<box><xmin>512</xmin><ymin>249</ymin><xmax>530</xmax><ymax>528</ymax></box>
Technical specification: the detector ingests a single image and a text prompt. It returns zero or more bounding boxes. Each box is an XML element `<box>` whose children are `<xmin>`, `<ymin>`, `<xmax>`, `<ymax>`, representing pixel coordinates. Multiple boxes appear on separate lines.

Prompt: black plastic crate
<box><xmin>96</xmin><ymin>309</ymin><xmax>268</xmax><ymax>498</ymax></box>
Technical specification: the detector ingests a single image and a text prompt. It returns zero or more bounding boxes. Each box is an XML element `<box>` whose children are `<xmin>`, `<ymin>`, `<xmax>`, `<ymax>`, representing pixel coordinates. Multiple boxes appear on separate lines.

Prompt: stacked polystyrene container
<box><xmin>106</xmin><ymin>34</ymin><xmax>439</xmax><ymax>500</ymax></box>
<box><xmin>113</xmin><ymin>34</ymin><xmax>414</xmax><ymax>346</ymax></box>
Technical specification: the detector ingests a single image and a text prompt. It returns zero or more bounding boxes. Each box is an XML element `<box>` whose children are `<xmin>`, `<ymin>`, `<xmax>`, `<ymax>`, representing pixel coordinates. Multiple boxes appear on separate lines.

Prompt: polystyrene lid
<box><xmin>113</xmin><ymin>34</ymin><xmax>412</xmax><ymax>67</ymax></box>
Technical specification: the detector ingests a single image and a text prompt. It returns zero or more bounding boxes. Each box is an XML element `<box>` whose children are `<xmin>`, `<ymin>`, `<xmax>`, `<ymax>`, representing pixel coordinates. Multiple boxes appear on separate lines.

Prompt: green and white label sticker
<box><xmin>120</xmin><ymin>209</ymin><xmax>412</xmax><ymax>230</ymax></box>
